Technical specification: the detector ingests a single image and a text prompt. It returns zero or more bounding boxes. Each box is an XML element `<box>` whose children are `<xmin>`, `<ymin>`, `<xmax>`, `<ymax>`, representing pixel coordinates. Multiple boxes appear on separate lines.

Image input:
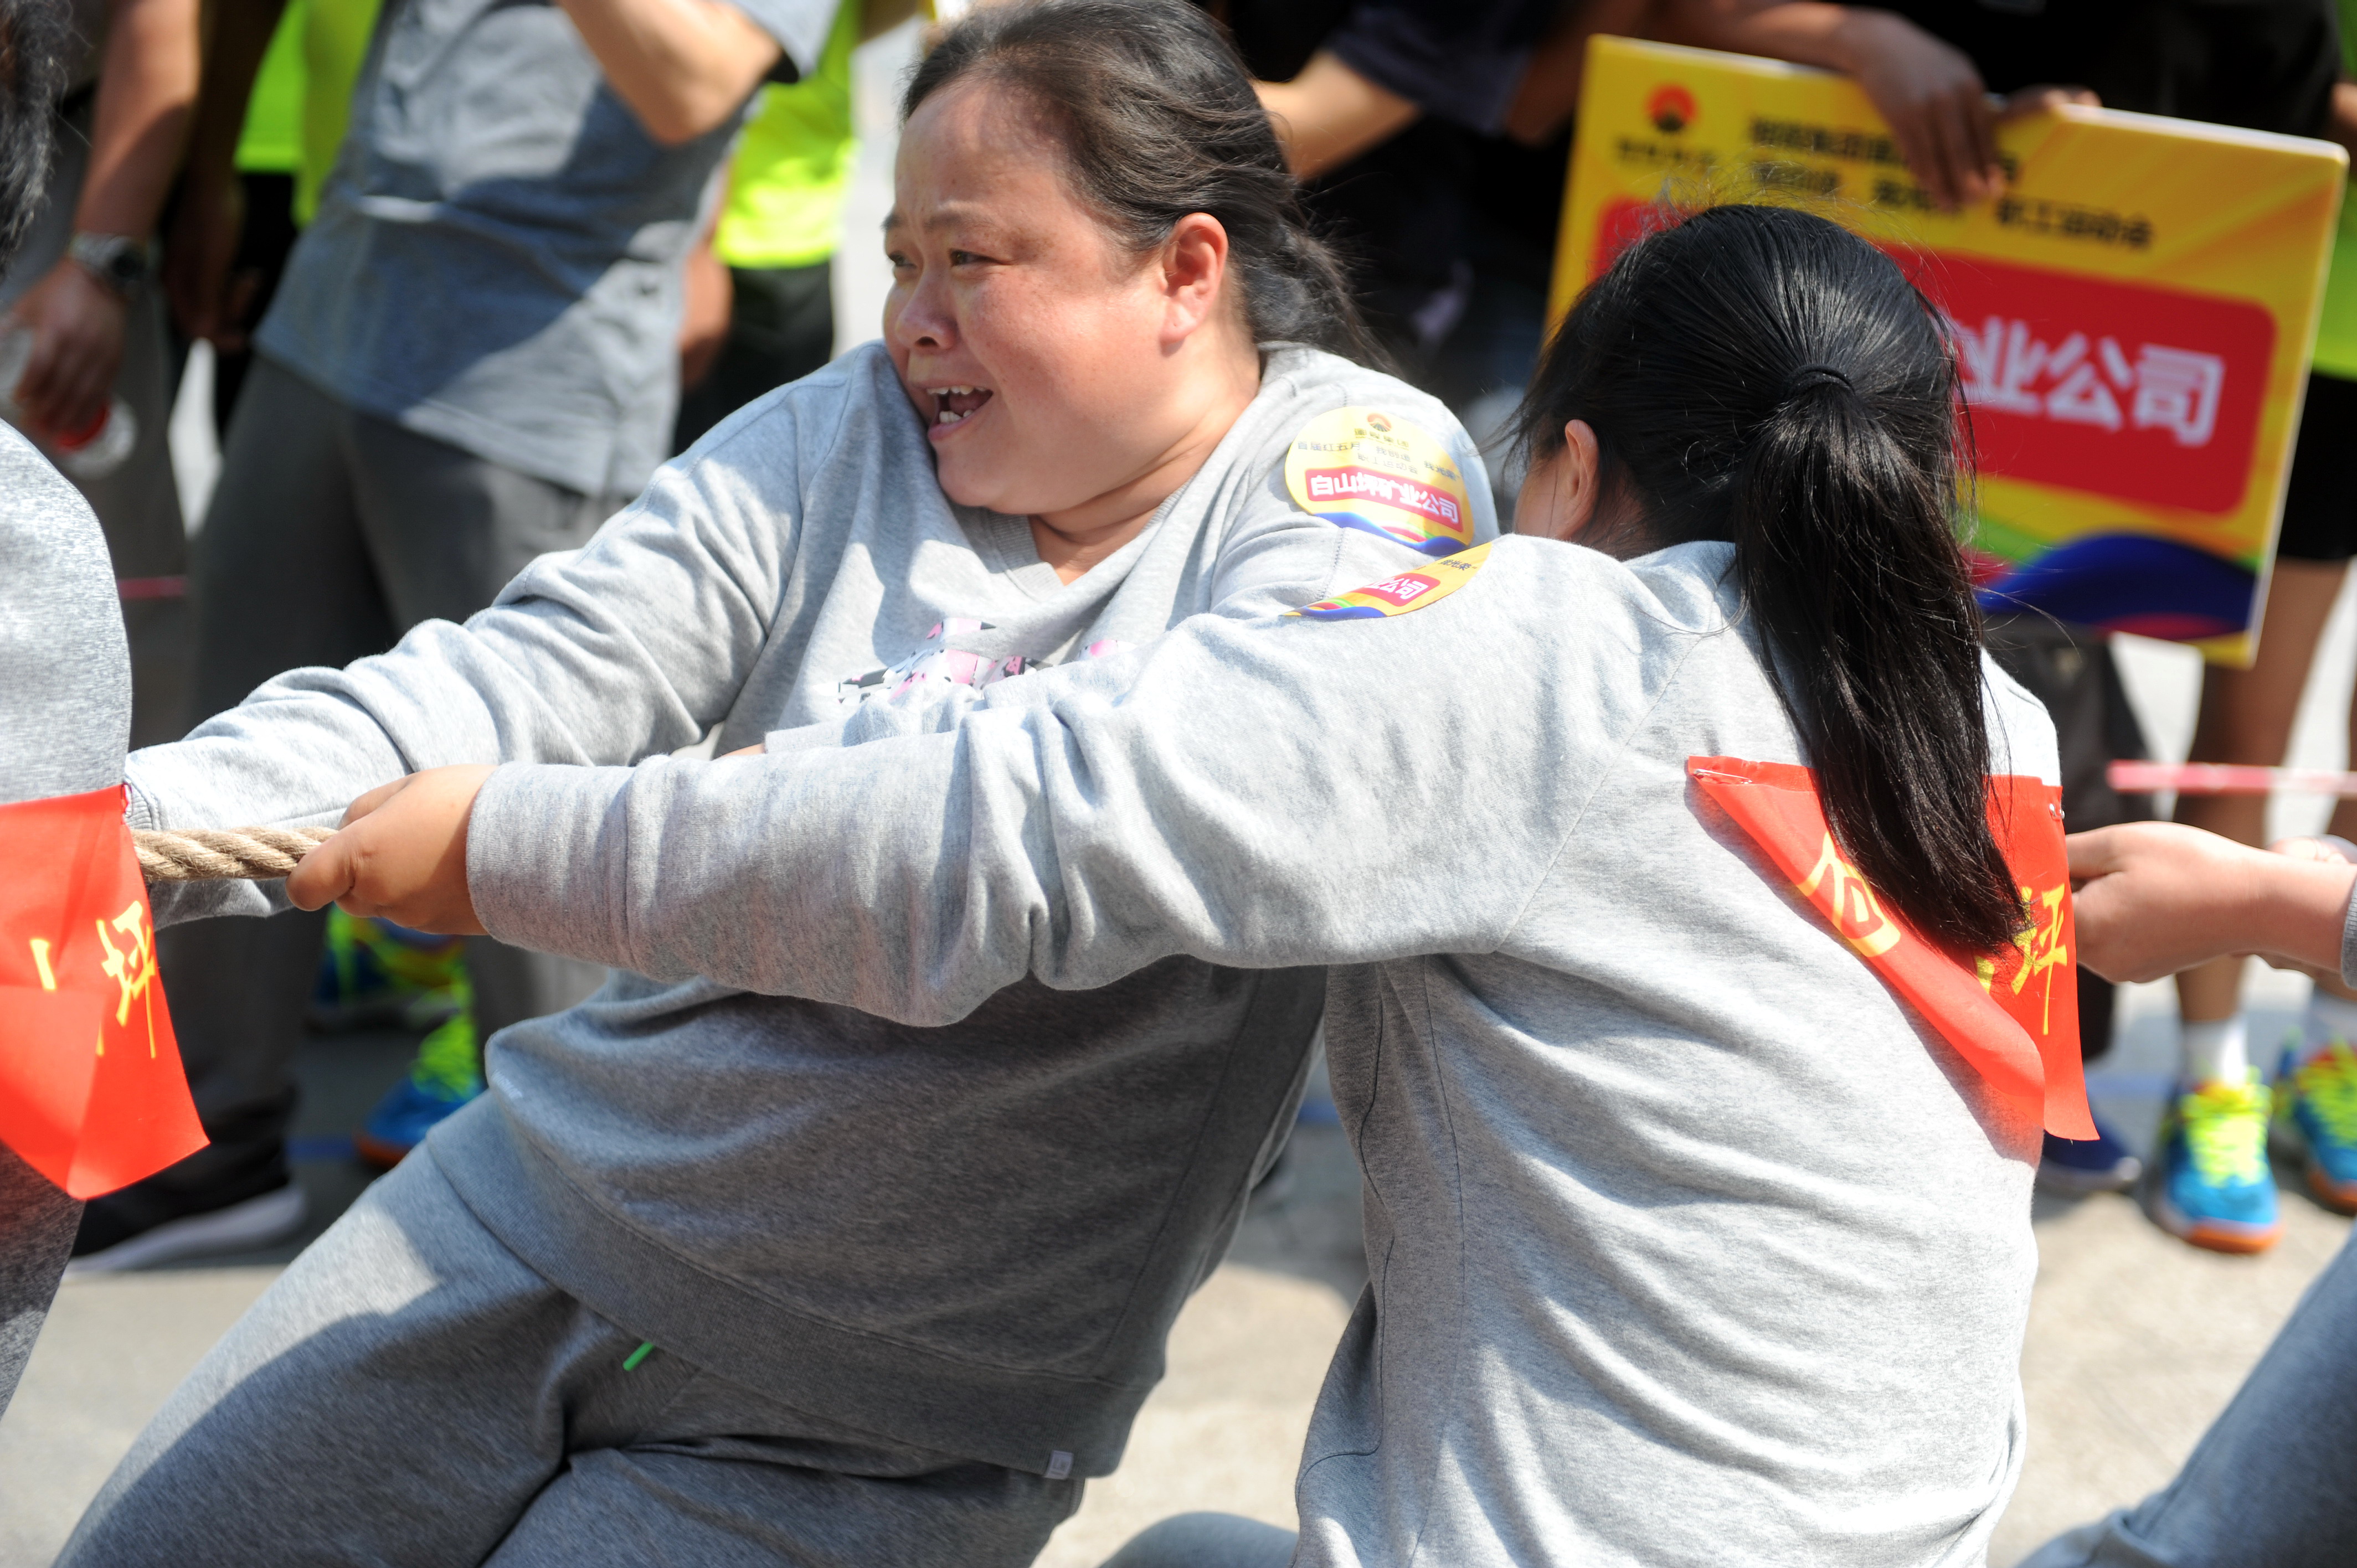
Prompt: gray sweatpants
<box><xmin>1100</xmin><ymin>1513</ymin><xmax>1298</xmax><ymax>1568</ymax></box>
<box><xmin>159</xmin><ymin>356</ymin><xmax>615</xmax><ymax>1167</ymax></box>
<box><xmin>58</xmin><ymin>1150</ymin><xmax>1081</xmax><ymax>1566</ymax></box>
<box><xmin>2018</xmin><ymin>1226</ymin><xmax>2357</xmax><ymax>1567</ymax></box>
<box><xmin>0</xmin><ymin>1144</ymin><xmax>78</xmax><ymax>1420</ymax></box>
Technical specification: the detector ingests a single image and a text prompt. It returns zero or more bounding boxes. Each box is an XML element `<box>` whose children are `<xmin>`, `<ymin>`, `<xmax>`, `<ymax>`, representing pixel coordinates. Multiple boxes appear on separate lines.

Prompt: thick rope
<box><xmin>133</xmin><ymin>826</ymin><xmax>336</xmax><ymax>883</ymax></box>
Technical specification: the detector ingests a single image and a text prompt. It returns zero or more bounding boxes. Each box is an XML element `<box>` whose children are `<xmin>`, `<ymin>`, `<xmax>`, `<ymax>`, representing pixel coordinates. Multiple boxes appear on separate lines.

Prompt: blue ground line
<box><xmin>288</xmin><ymin>1134</ymin><xmax>358</xmax><ymax>1164</ymax></box>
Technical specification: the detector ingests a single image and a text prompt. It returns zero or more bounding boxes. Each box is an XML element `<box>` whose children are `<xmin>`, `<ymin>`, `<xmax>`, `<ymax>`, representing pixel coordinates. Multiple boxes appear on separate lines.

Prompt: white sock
<box><xmin>2300</xmin><ymin>992</ymin><xmax>2357</xmax><ymax>1065</ymax></box>
<box><xmin>2181</xmin><ymin>1017</ymin><xmax>2250</xmax><ymax>1087</ymax></box>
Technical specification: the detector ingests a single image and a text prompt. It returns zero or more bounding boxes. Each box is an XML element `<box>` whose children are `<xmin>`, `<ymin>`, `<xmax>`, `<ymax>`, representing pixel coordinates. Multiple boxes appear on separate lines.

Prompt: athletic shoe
<box><xmin>353</xmin><ymin>1000</ymin><xmax>483</xmax><ymax>1170</ymax></box>
<box><xmin>2035</xmin><ymin>1113</ymin><xmax>2143</xmax><ymax>1196</ymax></box>
<box><xmin>2276</xmin><ymin>1041</ymin><xmax>2357</xmax><ymax>1214</ymax></box>
<box><xmin>68</xmin><ymin>1160</ymin><xmax>305</xmax><ymax>1273</ymax></box>
<box><xmin>2147</xmin><ymin>1075</ymin><xmax>2283</xmax><ymax>1254</ymax></box>
<box><xmin>309</xmin><ymin>907</ymin><xmax>467</xmax><ymax>1033</ymax></box>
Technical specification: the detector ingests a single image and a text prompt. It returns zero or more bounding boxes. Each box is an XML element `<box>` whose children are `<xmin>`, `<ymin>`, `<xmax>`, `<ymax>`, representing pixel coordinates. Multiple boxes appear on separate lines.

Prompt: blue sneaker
<box><xmin>2147</xmin><ymin>1075</ymin><xmax>2282</xmax><ymax>1254</ymax></box>
<box><xmin>2036</xmin><ymin>1113</ymin><xmax>2143</xmax><ymax>1196</ymax></box>
<box><xmin>354</xmin><ymin>995</ymin><xmax>483</xmax><ymax>1170</ymax></box>
<box><xmin>2276</xmin><ymin>1043</ymin><xmax>2357</xmax><ymax>1214</ymax></box>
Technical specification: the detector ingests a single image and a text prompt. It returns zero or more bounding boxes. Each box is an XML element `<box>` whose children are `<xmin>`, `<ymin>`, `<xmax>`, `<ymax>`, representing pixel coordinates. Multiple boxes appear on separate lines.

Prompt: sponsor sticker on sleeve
<box><xmin>1286</xmin><ymin>542</ymin><xmax>1494</xmax><ymax>621</ymax></box>
<box><xmin>1284</xmin><ymin>407</ymin><xmax>1475</xmax><ymax>558</ymax></box>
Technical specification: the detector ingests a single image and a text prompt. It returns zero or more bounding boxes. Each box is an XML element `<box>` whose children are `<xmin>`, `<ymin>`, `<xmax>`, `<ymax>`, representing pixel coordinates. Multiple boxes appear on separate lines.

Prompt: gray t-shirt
<box><xmin>254</xmin><ymin>0</ymin><xmax>838</xmax><ymax>497</ymax></box>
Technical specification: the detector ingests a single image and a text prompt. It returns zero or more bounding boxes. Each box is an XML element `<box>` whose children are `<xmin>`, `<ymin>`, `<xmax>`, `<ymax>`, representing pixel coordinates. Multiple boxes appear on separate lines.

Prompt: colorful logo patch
<box><xmin>1284</xmin><ymin>406</ymin><xmax>1474</xmax><ymax>558</ymax></box>
<box><xmin>1288</xmin><ymin>543</ymin><xmax>1493</xmax><ymax>621</ymax></box>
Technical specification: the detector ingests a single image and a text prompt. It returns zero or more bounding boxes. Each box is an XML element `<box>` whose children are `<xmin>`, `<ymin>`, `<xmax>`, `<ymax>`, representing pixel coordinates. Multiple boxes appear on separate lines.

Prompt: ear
<box><xmin>1158</xmin><ymin>212</ymin><xmax>1233</xmax><ymax>344</ymax></box>
<box><xmin>1526</xmin><ymin>419</ymin><xmax>1603</xmax><ymax>543</ymax></box>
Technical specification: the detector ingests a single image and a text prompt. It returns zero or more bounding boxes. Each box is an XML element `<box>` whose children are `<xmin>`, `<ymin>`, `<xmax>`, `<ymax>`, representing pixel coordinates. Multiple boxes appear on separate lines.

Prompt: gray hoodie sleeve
<box><xmin>468</xmin><ymin>553</ymin><xmax>1596</xmax><ymax>1025</ymax></box>
<box><xmin>0</xmin><ymin>429</ymin><xmax>130</xmax><ymax>807</ymax></box>
<box><xmin>131</xmin><ymin>394</ymin><xmax>838</xmax><ymax>925</ymax></box>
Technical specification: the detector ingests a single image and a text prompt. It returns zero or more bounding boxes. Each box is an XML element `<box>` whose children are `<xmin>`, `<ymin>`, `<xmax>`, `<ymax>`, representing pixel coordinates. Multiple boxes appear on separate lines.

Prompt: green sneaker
<box><xmin>2148</xmin><ymin>1074</ymin><xmax>2283</xmax><ymax>1254</ymax></box>
<box><xmin>310</xmin><ymin>908</ymin><xmax>466</xmax><ymax>1033</ymax></box>
<box><xmin>2276</xmin><ymin>1041</ymin><xmax>2357</xmax><ymax>1214</ymax></box>
<box><xmin>353</xmin><ymin>973</ymin><xmax>483</xmax><ymax>1169</ymax></box>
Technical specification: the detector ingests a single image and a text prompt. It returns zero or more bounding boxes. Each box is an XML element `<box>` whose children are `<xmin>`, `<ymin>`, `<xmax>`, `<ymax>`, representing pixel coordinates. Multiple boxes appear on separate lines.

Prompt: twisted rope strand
<box><xmin>134</xmin><ymin>826</ymin><xmax>336</xmax><ymax>883</ymax></box>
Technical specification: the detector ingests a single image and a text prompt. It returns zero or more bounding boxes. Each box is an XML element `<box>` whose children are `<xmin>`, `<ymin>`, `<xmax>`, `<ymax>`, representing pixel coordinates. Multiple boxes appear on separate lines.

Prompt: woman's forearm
<box><xmin>555</xmin><ymin>0</ymin><xmax>784</xmax><ymax>146</ymax></box>
<box><xmin>1255</xmin><ymin>51</ymin><xmax>1420</xmax><ymax>182</ymax></box>
<box><xmin>76</xmin><ymin>0</ymin><xmax>202</xmax><ymax>240</ymax></box>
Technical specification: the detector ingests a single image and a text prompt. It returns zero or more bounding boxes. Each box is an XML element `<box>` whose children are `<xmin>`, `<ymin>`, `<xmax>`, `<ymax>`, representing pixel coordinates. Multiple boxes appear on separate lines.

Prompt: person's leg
<box><xmin>0</xmin><ymin>1143</ymin><xmax>78</xmax><ymax>1419</ymax></box>
<box><xmin>72</xmin><ymin>358</ymin><xmax>385</xmax><ymax>1270</ymax></box>
<box><xmin>2017</xmin><ymin>1229</ymin><xmax>2357</xmax><ymax>1567</ymax></box>
<box><xmin>2154</xmin><ymin>556</ymin><xmax>2347</xmax><ymax>1252</ymax></box>
<box><xmin>342</xmin><ymin>416</ymin><xmax>615</xmax><ymax>1159</ymax></box>
<box><xmin>2276</xmin><ymin>499</ymin><xmax>2357</xmax><ymax>1216</ymax></box>
<box><xmin>347</xmin><ymin>412</ymin><xmax>617</xmax><ymax>630</ymax></box>
<box><xmin>1098</xmin><ymin>1514</ymin><xmax>1299</xmax><ymax>1568</ymax></box>
<box><xmin>2172</xmin><ymin>562</ymin><xmax>2346</xmax><ymax>1029</ymax></box>
<box><xmin>672</xmin><ymin>259</ymin><xmax>836</xmax><ymax>452</ymax></box>
<box><xmin>64</xmin><ymin>1143</ymin><xmax>1079</xmax><ymax>1568</ymax></box>
<box><xmin>58</xmin><ymin>1151</ymin><xmax>686</xmax><ymax>1567</ymax></box>
<box><xmin>485</xmin><ymin>1370</ymin><xmax>1078</xmax><ymax>1568</ymax></box>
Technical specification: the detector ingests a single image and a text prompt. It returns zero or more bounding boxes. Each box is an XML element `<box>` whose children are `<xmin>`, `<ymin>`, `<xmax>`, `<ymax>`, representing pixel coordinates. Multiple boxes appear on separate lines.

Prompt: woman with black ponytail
<box><xmin>276</xmin><ymin>204</ymin><xmax>2069</xmax><ymax>1566</ymax></box>
<box><xmin>1511</xmin><ymin>202</ymin><xmax>2023</xmax><ymax>957</ymax></box>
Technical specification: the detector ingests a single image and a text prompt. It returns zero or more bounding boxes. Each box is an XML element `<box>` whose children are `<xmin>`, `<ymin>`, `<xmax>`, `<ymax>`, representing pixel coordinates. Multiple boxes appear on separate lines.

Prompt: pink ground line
<box><xmin>2108</xmin><ymin>761</ymin><xmax>2357</xmax><ymax>796</ymax></box>
<box><xmin>115</xmin><ymin>576</ymin><xmax>186</xmax><ymax>601</ymax></box>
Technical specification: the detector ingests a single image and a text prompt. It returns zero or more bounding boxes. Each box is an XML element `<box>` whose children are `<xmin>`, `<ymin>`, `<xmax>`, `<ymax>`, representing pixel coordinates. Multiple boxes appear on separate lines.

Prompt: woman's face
<box><xmin>883</xmin><ymin>80</ymin><xmax>1247</xmax><ymax>523</ymax></box>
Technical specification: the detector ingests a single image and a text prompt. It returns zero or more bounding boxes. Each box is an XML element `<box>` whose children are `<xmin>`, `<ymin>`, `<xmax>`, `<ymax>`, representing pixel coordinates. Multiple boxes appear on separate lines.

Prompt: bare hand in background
<box><xmin>2068</xmin><ymin>822</ymin><xmax>2357</xmax><ymax>984</ymax></box>
<box><xmin>7</xmin><ymin>260</ymin><xmax>126</xmax><ymax>438</ymax></box>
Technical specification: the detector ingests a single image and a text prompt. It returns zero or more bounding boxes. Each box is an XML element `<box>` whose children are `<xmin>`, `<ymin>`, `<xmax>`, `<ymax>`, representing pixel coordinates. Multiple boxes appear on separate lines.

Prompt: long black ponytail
<box><xmin>1514</xmin><ymin>204</ymin><xmax>2021</xmax><ymax>955</ymax></box>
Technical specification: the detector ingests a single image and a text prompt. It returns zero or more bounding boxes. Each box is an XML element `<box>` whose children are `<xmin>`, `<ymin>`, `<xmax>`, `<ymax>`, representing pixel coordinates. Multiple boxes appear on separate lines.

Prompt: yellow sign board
<box><xmin>1556</xmin><ymin>37</ymin><xmax>2346</xmax><ymax>661</ymax></box>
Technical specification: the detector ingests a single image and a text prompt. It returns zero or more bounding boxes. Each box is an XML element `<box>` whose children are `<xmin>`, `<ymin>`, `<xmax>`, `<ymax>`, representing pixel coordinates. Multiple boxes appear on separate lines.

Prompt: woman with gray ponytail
<box><xmin>269</xmin><ymin>201</ymin><xmax>2073</xmax><ymax>1565</ymax></box>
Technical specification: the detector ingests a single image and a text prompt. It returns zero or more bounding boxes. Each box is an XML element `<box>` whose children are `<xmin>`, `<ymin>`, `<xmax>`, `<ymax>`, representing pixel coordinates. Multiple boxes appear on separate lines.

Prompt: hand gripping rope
<box><xmin>132</xmin><ymin>826</ymin><xmax>335</xmax><ymax>883</ymax></box>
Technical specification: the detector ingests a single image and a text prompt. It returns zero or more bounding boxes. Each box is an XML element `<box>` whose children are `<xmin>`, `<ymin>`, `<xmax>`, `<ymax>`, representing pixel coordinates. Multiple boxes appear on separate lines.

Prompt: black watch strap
<box><xmin>67</xmin><ymin>233</ymin><xmax>151</xmax><ymax>294</ymax></box>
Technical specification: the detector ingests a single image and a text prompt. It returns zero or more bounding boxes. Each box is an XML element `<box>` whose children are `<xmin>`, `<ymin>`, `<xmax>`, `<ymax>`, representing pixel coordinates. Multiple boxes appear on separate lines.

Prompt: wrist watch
<box><xmin>67</xmin><ymin>232</ymin><xmax>152</xmax><ymax>295</ymax></box>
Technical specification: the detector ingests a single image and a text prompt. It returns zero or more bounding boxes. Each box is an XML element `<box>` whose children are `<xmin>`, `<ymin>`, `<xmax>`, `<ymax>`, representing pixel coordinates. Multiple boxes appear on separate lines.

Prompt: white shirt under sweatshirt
<box><xmin>470</xmin><ymin>535</ymin><xmax>2061</xmax><ymax>1566</ymax></box>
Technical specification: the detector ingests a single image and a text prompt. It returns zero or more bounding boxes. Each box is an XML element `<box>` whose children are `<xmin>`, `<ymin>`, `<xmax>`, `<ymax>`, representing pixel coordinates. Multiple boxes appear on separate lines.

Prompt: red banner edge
<box><xmin>1687</xmin><ymin>756</ymin><xmax>2096</xmax><ymax>1142</ymax></box>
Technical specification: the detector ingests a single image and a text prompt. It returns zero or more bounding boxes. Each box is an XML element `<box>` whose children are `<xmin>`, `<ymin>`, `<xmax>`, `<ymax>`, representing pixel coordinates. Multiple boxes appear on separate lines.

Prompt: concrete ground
<box><xmin>12</xmin><ymin>19</ymin><xmax>2351</xmax><ymax>1563</ymax></box>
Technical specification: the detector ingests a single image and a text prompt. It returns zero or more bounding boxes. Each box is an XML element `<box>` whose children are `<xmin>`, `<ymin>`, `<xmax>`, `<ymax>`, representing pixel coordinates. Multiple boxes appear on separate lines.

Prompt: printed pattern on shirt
<box><xmin>1284</xmin><ymin>406</ymin><xmax>1475</xmax><ymax>558</ymax></box>
<box><xmin>1287</xmin><ymin>543</ymin><xmax>1494</xmax><ymax>621</ymax></box>
<box><xmin>836</xmin><ymin>620</ymin><xmax>1139</xmax><ymax>707</ymax></box>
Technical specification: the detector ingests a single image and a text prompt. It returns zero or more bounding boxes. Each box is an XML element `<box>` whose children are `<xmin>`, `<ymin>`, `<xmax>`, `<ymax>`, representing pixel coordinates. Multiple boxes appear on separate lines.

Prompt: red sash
<box><xmin>1688</xmin><ymin>757</ymin><xmax>2095</xmax><ymax>1140</ymax></box>
<box><xmin>0</xmin><ymin>787</ymin><xmax>206</xmax><ymax>1196</ymax></box>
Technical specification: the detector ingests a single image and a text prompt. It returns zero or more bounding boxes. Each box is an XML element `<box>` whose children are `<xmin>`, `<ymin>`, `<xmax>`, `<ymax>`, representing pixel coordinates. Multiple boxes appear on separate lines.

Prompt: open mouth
<box><xmin>930</xmin><ymin>385</ymin><xmax>994</xmax><ymax>430</ymax></box>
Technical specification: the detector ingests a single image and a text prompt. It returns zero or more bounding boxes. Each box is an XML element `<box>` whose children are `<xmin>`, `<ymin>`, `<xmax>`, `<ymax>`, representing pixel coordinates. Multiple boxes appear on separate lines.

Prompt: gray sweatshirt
<box><xmin>465</xmin><ymin>537</ymin><xmax>2060</xmax><ymax>1566</ymax></box>
<box><xmin>1</xmin><ymin>422</ymin><xmax>130</xmax><ymax>806</ymax></box>
<box><xmin>125</xmin><ymin>341</ymin><xmax>1493</xmax><ymax>1477</ymax></box>
<box><xmin>0</xmin><ymin>426</ymin><xmax>129</xmax><ymax>1413</ymax></box>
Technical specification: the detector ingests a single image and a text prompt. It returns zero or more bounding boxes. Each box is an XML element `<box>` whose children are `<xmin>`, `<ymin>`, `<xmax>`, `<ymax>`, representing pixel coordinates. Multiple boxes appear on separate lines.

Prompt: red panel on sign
<box><xmin>1587</xmin><ymin>199</ymin><xmax>2273</xmax><ymax>517</ymax></box>
<box><xmin>1900</xmin><ymin>255</ymin><xmax>2271</xmax><ymax>515</ymax></box>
